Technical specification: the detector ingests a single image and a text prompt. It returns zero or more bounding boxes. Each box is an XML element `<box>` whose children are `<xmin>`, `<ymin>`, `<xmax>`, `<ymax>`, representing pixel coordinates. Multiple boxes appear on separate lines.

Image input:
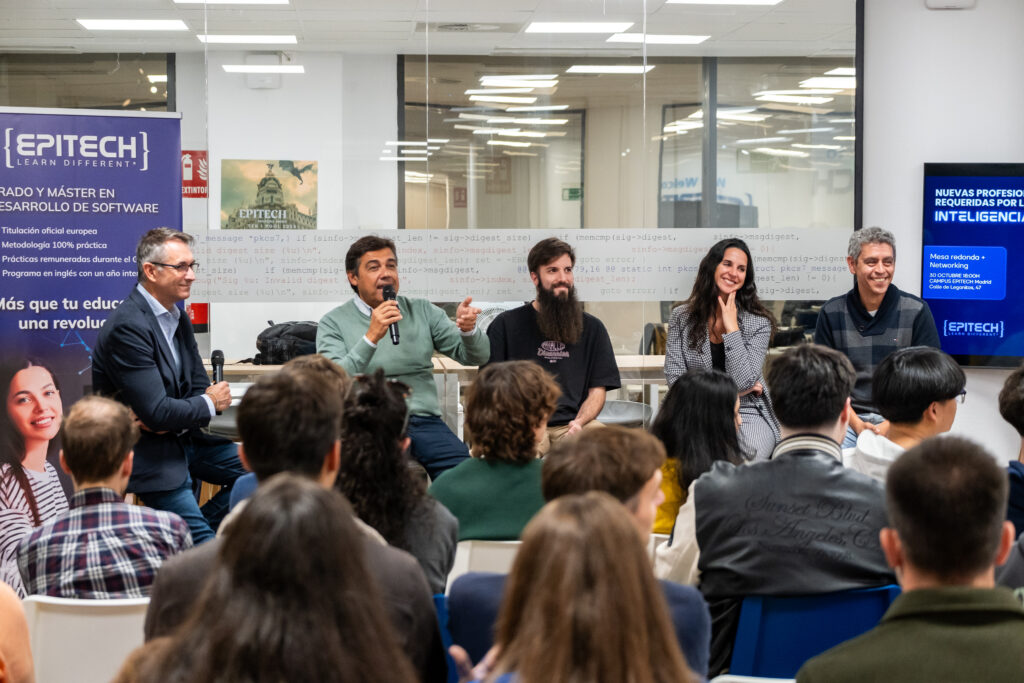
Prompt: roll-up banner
<box><xmin>0</xmin><ymin>107</ymin><xmax>181</xmax><ymax>488</ymax></box>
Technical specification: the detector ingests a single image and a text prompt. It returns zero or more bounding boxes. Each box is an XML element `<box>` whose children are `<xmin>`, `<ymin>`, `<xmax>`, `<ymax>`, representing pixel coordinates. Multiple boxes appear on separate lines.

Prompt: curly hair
<box><xmin>681</xmin><ymin>238</ymin><xmax>776</xmax><ymax>350</ymax></box>
<box><xmin>337</xmin><ymin>369</ymin><xmax>423</xmax><ymax>549</ymax></box>
<box><xmin>465</xmin><ymin>361</ymin><xmax>560</xmax><ymax>463</ymax></box>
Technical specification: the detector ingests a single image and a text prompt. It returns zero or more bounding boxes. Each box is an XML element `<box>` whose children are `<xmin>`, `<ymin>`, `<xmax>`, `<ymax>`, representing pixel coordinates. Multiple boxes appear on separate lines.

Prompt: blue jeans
<box><xmin>408</xmin><ymin>415</ymin><xmax>469</xmax><ymax>481</ymax></box>
<box><xmin>842</xmin><ymin>412</ymin><xmax>885</xmax><ymax>449</ymax></box>
<box><xmin>140</xmin><ymin>438</ymin><xmax>245</xmax><ymax>544</ymax></box>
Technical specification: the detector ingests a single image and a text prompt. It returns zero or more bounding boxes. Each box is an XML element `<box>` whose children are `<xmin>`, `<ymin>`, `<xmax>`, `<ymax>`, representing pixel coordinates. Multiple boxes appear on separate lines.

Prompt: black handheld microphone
<box><xmin>211</xmin><ymin>349</ymin><xmax>225</xmax><ymax>415</ymax></box>
<box><xmin>382</xmin><ymin>285</ymin><xmax>400</xmax><ymax>345</ymax></box>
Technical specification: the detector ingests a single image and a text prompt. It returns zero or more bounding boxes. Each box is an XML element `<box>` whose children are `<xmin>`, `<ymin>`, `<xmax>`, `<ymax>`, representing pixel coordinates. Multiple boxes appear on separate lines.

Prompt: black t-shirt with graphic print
<box><xmin>486</xmin><ymin>303</ymin><xmax>621</xmax><ymax>425</ymax></box>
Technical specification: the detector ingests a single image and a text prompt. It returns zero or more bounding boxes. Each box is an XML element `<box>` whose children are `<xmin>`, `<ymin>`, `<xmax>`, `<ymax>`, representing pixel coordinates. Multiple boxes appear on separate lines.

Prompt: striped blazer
<box><xmin>664</xmin><ymin>304</ymin><xmax>780</xmax><ymax>460</ymax></box>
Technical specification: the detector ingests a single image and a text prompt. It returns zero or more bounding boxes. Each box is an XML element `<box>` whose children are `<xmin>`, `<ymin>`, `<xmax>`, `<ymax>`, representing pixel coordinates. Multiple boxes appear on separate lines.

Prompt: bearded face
<box><xmin>535</xmin><ymin>278</ymin><xmax>583</xmax><ymax>346</ymax></box>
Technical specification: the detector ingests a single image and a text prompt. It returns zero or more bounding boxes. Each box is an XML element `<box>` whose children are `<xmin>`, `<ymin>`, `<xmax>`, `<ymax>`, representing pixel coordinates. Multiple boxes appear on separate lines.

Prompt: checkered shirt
<box><xmin>814</xmin><ymin>284</ymin><xmax>940</xmax><ymax>414</ymax></box>
<box><xmin>16</xmin><ymin>487</ymin><xmax>192</xmax><ymax>599</ymax></box>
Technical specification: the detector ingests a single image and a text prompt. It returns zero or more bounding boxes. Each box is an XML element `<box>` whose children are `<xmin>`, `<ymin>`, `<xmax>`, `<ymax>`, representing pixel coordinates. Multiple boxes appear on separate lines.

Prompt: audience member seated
<box><xmin>220</xmin><ymin>353</ymin><xmax>351</xmax><ymax>522</ymax></box>
<box><xmin>664</xmin><ymin>343</ymin><xmax>894</xmax><ymax>676</ymax></box>
<box><xmin>429</xmin><ymin>361</ymin><xmax>557</xmax><ymax>540</ymax></box>
<box><xmin>996</xmin><ymin>365</ymin><xmax>1024</xmax><ymax>589</ymax></box>
<box><xmin>651</xmin><ymin>368</ymin><xmax>744</xmax><ymax>536</ymax></box>
<box><xmin>798</xmin><ymin>436</ymin><xmax>1024</xmax><ymax>682</ymax></box>
<box><xmin>461</xmin><ymin>493</ymin><xmax>697</xmax><ymax>683</ymax></box>
<box><xmin>17</xmin><ymin>396</ymin><xmax>191</xmax><ymax>598</ymax></box>
<box><xmin>843</xmin><ymin>346</ymin><xmax>964</xmax><ymax>482</ymax></box>
<box><xmin>998</xmin><ymin>364</ymin><xmax>1024</xmax><ymax>536</ymax></box>
<box><xmin>117</xmin><ymin>475</ymin><xmax>419</xmax><ymax>683</ymax></box>
<box><xmin>144</xmin><ymin>359</ymin><xmax>445</xmax><ymax>683</ymax></box>
<box><xmin>339</xmin><ymin>369</ymin><xmax>458</xmax><ymax>594</ymax></box>
<box><xmin>453</xmin><ymin>426</ymin><xmax>711</xmax><ymax>676</ymax></box>
<box><xmin>0</xmin><ymin>582</ymin><xmax>33</xmax><ymax>683</ymax></box>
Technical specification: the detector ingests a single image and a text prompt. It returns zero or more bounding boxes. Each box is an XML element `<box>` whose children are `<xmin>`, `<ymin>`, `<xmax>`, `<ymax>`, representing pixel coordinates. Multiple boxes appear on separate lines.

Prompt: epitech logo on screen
<box><xmin>3</xmin><ymin>128</ymin><xmax>150</xmax><ymax>171</ymax></box>
<box><xmin>944</xmin><ymin>320</ymin><xmax>1004</xmax><ymax>338</ymax></box>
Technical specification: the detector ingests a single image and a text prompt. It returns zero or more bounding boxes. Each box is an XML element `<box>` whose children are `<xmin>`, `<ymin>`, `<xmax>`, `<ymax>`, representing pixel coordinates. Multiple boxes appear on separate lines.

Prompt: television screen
<box><xmin>922</xmin><ymin>163</ymin><xmax>1024</xmax><ymax>367</ymax></box>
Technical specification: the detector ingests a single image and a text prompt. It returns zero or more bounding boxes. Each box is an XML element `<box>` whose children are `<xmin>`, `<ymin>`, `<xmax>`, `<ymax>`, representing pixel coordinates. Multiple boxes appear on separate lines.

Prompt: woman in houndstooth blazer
<box><xmin>664</xmin><ymin>238</ymin><xmax>781</xmax><ymax>460</ymax></box>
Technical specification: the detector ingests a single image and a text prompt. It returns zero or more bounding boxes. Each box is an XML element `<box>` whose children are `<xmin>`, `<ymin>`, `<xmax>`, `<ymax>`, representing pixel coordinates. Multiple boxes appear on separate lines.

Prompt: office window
<box><xmin>0</xmin><ymin>54</ymin><xmax>170</xmax><ymax>111</ymax></box>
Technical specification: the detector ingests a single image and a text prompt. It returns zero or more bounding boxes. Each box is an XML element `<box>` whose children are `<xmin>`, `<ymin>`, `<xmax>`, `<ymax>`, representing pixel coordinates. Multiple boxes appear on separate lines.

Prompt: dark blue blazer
<box><xmin>448</xmin><ymin>571</ymin><xmax>712</xmax><ymax>677</ymax></box>
<box><xmin>92</xmin><ymin>286</ymin><xmax>214</xmax><ymax>493</ymax></box>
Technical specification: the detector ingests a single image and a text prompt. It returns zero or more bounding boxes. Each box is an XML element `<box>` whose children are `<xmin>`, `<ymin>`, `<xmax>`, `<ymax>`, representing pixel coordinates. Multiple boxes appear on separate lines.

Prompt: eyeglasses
<box><xmin>151</xmin><ymin>261</ymin><xmax>200</xmax><ymax>274</ymax></box>
<box><xmin>954</xmin><ymin>388</ymin><xmax>967</xmax><ymax>404</ymax></box>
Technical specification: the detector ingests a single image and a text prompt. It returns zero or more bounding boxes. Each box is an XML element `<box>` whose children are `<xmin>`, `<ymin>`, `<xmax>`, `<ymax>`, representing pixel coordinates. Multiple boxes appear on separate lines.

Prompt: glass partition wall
<box><xmin>2</xmin><ymin>0</ymin><xmax>857</xmax><ymax>429</ymax></box>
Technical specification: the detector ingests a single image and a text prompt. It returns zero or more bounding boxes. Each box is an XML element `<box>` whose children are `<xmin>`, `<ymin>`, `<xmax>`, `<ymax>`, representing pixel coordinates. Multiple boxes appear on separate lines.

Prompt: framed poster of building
<box><xmin>221</xmin><ymin>159</ymin><xmax>318</xmax><ymax>229</ymax></box>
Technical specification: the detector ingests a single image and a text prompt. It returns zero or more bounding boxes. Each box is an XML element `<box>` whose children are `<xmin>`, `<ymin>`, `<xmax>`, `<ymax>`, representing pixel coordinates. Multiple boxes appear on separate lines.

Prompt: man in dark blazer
<box><xmin>92</xmin><ymin>227</ymin><xmax>243</xmax><ymax>544</ymax></box>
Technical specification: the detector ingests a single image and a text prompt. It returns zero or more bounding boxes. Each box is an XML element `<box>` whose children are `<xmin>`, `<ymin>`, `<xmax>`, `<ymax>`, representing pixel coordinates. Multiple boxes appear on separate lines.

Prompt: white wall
<box><xmin>175</xmin><ymin>51</ymin><xmax>397</xmax><ymax>358</ymax></box>
<box><xmin>864</xmin><ymin>0</ymin><xmax>1024</xmax><ymax>460</ymax></box>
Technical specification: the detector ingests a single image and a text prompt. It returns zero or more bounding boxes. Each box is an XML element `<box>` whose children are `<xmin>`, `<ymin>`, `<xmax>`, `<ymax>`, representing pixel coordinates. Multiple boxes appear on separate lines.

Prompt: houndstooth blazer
<box><xmin>664</xmin><ymin>304</ymin><xmax>781</xmax><ymax>460</ymax></box>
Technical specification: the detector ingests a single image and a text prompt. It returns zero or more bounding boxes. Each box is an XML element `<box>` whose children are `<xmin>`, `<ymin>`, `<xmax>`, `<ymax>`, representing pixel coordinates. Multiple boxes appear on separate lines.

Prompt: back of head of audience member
<box><xmin>766</xmin><ymin>343</ymin><xmax>856</xmax><ymax>440</ymax></box>
<box><xmin>873</xmin><ymin>346</ymin><xmax>964</xmax><ymax>431</ymax></box>
<box><xmin>464</xmin><ymin>361</ymin><xmax>560</xmax><ymax>462</ymax></box>
<box><xmin>235</xmin><ymin>358</ymin><xmax>344</xmax><ymax>485</ymax></box>
<box><xmin>884</xmin><ymin>436</ymin><xmax>1014</xmax><ymax>587</ymax></box>
<box><xmin>493</xmin><ymin>492</ymin><xmax>694</xmax><ymax>683</ymax></box>
<box><xmin>650</xmin><ymin>368</ymin><xmax>743</xmax><ymax>492</ymax></box>
<box><xmin>998</xmin><ymin>364</ymin><xmax>1024</xmax><ymax>439</ymax></box>
<box><xmin>338</xmin><ymin>369</ymin><xmax>422</xmax><ymax>547</ymax></box>
<box><xmin>123</xmin><ymin>474</ymin><xmax>415</xmax><ymax>683</ymax></box>
<box><xmin>60</xmin><ymin>395</ymin><xmax>139</xmax><ymax>490</ymax></box>
<box><xmin>542</xmin><ymin>426</ymin><xmax>665</xmax><ymax>538</ymax></box>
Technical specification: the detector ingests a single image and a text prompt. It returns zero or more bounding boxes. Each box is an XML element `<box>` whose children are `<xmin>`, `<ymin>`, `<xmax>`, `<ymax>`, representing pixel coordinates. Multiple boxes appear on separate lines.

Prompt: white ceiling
<box><xmin>1</xmin><ymin>0</ymin><xmax>856</xmax><ymax>57</ymax></box>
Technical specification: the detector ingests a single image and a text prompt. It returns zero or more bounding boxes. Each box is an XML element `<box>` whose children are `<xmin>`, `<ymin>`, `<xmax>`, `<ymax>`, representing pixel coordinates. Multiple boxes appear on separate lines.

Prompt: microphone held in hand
<box><xmin>382</xmin><ymin>284</ymin><xmax>400</xmax><ymax>345</ymax></box>
<box><xmin>211</xmin><ymin>349</ymin><xmax>225</xmax><ymax>415</ymax></box>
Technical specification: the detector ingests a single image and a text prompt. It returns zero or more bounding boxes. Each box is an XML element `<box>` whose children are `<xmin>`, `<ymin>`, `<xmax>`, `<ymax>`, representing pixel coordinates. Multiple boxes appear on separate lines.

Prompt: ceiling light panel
<box><xmin>526</xmin><ymin>22</ymin><xmax>634</xmax><ymax>33</ymax></box>
<box><xmin>566</xmin><ymin>65</ymin><xmax>655</xmax><ymax>74</ymax></box>
<box><xmin>607</xmin><ymin>33</ymin><xmax>709</xmax><ymax>45</ymax></box>
<box><xmin>77</xmin><ymin>19</ymin><xmax>189</xmax><ymax>31</ymax></box>
<box><xmin>199</xmin><ymin>35</ymin><xmax>297</xmax><ymax>44</ymax></box>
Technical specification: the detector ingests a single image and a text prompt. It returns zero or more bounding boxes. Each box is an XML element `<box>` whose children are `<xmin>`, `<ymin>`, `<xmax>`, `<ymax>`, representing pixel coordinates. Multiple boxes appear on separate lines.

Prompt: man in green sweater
<box><xmin>797</xmin><ymin>435</ymin><xmax>1024</xmax><ymax>682</ymax></box>
<box><xmin>316</xmin><ymin>235</ymin><xmax>490</xmax><ymax>480</ymax></box>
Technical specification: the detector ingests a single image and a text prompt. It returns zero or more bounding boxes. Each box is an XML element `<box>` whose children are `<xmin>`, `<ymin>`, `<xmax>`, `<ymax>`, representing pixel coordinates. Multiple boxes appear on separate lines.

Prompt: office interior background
<box><xmin>2</xmin><ymin>0</ymin><xmax>1022</xmax><ymax>459</ymax></box>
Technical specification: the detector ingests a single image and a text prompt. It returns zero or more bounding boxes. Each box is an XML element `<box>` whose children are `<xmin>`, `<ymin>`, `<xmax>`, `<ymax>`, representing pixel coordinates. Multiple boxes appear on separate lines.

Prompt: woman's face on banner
<box><xmin>6</xmin><ymin>366</ymin><xmax>62</xmax><ymax>447</ymax></box>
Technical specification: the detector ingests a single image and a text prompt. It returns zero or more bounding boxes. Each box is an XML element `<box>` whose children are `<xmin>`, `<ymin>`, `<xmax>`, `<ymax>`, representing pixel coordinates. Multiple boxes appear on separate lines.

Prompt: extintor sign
<box><xmin>182</xmin><ymin>149</ymin><xmax>208</xmax><ymax>198</ymax></box>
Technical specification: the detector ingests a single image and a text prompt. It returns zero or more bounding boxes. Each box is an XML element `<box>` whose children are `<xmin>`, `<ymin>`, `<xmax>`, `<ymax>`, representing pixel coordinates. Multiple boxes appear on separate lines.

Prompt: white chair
<box><xmin>648</xmin><ymin>532</ymin><xmax>671</xmax><ymax>561</ymax></box>
<box><xmin>22</xmin><ymin>595</ymin><xmax>149</xmax><ymax>683</ymax></box>
<box><xmin>446</xmin><ymin>540</ymin><xmax>522</xmax><ymax>592</ymax></box>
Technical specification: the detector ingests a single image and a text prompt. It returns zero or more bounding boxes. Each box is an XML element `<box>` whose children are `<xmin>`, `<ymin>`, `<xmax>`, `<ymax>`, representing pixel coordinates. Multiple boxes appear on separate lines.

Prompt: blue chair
<box><xmin>729</xmin><ymin>584</ymin><xmax>901</xmax><ymax>678</ymax></box>
<box><xmin>433</xmin><ymin>594</ymin><xmax>458</xmax><ymax>683</ymax></box>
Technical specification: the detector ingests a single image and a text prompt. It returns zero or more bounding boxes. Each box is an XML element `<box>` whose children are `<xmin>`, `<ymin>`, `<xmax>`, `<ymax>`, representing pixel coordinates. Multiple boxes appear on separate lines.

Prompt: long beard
<box><xmin>535</xmin><ymin>285</ymin><xmax>583</xmax><ymax>345</ymax></box>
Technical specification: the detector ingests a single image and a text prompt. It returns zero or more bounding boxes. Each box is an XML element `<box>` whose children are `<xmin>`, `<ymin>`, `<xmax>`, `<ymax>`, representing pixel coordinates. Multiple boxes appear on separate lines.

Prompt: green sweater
<box><xmin>317</xmin><ymin>295</ymin><xmax>490</xmax><ymax>417</ymax></box>
<box><xmin>429</xmin><ymin>458</ymin><xmax>545</xmax><ymax>541</ymax></box>
<box><xmin>797</xmin><ymin>587</ymin><xmax>1024</xmax><ymax>682</ymax></box>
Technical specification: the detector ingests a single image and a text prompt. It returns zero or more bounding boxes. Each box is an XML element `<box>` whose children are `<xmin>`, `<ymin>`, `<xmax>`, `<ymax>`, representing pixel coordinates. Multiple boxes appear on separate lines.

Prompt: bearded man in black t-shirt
<box><xmin>486</xmin><ymin>238</ymin><xmax>621</xmax><ymax>453</ymax></box>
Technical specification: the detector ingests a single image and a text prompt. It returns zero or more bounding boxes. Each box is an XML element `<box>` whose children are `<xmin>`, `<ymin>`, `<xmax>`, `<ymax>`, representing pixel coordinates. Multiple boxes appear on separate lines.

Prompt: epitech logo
<box><xmin>4</xmin><ymin>128</ymin><xmax>149</xmax><ymax>171</ymax></box>
<box><xmin>944</xmin><ymin>320</ymin><xmax>1004</xmax><ymax>338</ymax></box>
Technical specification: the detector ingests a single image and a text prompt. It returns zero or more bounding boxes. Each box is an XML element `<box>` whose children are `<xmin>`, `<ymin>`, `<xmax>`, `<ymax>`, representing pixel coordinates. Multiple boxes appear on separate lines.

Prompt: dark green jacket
<box><xmin>428</xmin><ymin>458</ymin><xmax>544</xmax><ymax>541</ymax></box>
<box><xmin>797</xmin><ymin>587</ymin><xmax>1024</xmax><ymax>682</ymax></box>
